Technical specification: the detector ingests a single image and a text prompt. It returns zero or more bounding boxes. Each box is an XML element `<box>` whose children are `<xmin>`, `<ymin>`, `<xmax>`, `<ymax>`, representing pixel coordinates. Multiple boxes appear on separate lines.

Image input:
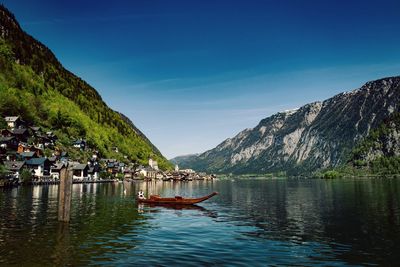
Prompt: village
<box><xmin>0</xmin><ymin>116</ymin><xmax>215</xmax><ymax>187</ymax></box>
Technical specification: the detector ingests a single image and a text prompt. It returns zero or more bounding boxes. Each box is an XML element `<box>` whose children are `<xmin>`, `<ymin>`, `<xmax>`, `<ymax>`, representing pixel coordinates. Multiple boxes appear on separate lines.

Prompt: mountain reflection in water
<box><xmin>0</xmin><ymin>179</ymin><xmax>399</xmax><ymax>266</ymax></box>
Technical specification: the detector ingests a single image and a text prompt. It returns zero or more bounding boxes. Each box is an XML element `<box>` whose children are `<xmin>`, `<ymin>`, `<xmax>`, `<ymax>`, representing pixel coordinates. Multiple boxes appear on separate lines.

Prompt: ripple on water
<box><xmin>1</xmin><ymin>180</ymin><xmax>400</xmax><ymax>266</ymax></box>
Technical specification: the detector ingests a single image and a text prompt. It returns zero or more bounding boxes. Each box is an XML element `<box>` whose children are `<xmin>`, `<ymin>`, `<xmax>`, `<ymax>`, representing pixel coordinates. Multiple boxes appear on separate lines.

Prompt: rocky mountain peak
<box><xmin>172</xmin><ymin>76</ymin><xmax>400</xmax><ymax>175</ymax></box>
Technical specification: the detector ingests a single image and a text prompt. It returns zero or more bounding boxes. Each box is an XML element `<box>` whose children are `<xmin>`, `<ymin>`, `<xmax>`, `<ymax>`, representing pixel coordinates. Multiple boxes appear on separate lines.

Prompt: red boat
<box><xmin>138</xmin><ymin>192</ymin><xmax>218</xmax><ymax>205</ymax></box>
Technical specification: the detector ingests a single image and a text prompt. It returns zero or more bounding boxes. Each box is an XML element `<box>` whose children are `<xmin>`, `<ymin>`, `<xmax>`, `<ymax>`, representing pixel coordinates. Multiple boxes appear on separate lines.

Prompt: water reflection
<box><xmin>209</xmin><ymin>179</ymin><xmax>400</xmax><ymax>265</ymax></box>
<box><xmin>0</xmin><ymin>183</ymin><xmax>147</xmax><ymax>265</ymax></box>
<box><xmin>52</xmin><ymin>222</ymin><xmax>71</xmax><ymax>266</ymax></box>
<box><xmin>127</xmin><ymin>179</ymin><xmax>217</xmax><ymax>198</ymax></box>
<box><xmin>0</xmin><ymin>179</ymin><xmax>399</xmax><ymax>265</ymax></box>
<box><xmin>137</xmin><ymin>202</ymin><xmax>219</xmax><ymax>220</ymax></box>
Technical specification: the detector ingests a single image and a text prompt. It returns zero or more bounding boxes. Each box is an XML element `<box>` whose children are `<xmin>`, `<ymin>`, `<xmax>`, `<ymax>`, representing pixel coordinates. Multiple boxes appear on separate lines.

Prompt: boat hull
<box><xmin>138</xmin><ymin>192</ymin><xmax>218</xmax><ymax>205</ymax></box>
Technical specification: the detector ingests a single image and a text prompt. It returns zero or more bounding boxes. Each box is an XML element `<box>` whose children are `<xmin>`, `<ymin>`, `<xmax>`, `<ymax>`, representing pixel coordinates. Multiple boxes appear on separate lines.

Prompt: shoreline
<box><xmin>0</xmin><ymin>177</ymin><xmax>215</xmax><ymax>188</ymax></box>
<box><xmin>0</xmin><ymin>179</ymin><xmax>119</xmax><ymax>188</ymax></box>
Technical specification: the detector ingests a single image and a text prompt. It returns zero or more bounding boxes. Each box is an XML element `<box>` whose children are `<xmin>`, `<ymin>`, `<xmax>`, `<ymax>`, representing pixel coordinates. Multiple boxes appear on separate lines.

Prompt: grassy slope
<box><xmin>0</xmin><ymin>10</ymin><xmax>171</xmax><ymax>169</ymax></box>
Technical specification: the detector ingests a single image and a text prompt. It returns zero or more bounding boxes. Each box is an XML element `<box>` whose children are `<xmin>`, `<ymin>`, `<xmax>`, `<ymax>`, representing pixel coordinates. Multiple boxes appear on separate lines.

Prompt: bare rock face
<box><xmin>172</xmin><ymin>76</ymin><xmax>400</xmax><ymax>174</ymax></box>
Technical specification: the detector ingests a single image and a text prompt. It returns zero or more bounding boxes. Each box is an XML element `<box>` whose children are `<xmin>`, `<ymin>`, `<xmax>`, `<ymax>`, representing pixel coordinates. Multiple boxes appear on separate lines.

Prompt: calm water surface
<box><xmin>0</xmin><ymin>178</ymin><xmax>400</xmax><ymax>266</ymax></box>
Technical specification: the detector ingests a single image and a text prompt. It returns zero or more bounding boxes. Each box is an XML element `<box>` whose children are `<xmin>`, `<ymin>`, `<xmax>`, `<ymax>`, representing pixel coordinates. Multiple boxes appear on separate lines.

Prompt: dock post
<box><xmin>58</xmin><ymin>167</ymin><xmax>73</xmax><ymax>222</ymax></box>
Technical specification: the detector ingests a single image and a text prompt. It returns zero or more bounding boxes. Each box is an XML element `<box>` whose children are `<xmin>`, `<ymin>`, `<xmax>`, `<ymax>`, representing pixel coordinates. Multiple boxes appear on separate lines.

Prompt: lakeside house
<box><xmin>119</xmin><ymin>162</ymin><xmax>125</xmax><ymax>173</ymax></box>
<box><xmin>25</xmin><ymin>157</ymin><xmax>50</xmax><ymax>178</ymax></box>
<box><xmin>92</xmin><ymin>151</ymin><xmax>98</xmax><ymax>160</ymax></box>
<box><xmin>181</xmin><ymin>169</ymin><xmax>196</xmax><ymax>174</ymax></box>
<box><xmin>29</xmin><ymin>126</ymin><xmax>41</xmax><ymax>134</ymax></box>
<box><xmin>60</xmin><ymin>151</ymin><xmax>69</xmax><ymax>163</ymax></box>
<box><xmin>1</xmin><ymin>129</ymin><xmax>13</xmax><ymax>137</ymax></box>
<box><xmin>11</xmin><ymin>128</ymin><xmax>30</xmax><ymax>143</ymax></box>
<box><xmin>0</xmin><ymin>136</ymin><xmax>18</xmax><ymax>150</ymax></box>
<box><xmin>48</xmin><ymin>156</ymin><xmax>57</xmax><ymax>165</ymax></box>
<box><xmin>73</xmin><ymin>139</ymin><xmax>86</xmax><ymax>150</ymax></box>
<box><xmin>88</xmin><ymin>164</ymin><xmax>99</xmax><ymax>180</ymax></box>
<box><xmin>50</xmin><ymin>163</ymin><xmax>65</xmax><ymax>180</ymax></box>
<box><xmin>123</xmin><ymin>167</ymin><xmax>135</xmax><ymax>179</ymax></box>
<box><xmin>1</xmin><ymin>128</ymin><xmax>32</xmax><ymax>143</ymax></box>
<box><xmin>133</xmin><ymin>163</ymin><xmax>167</xmax><ymax>180</ymax></box>
<box><xmin>137</xmin><ymin>165</ymin><xmax>147</xmax><ymax>177</ymax></box>
<box><xmin>106</xmin><ymin>162</ymin><xmax>116</xmax><ymax>174</ymax></box>
<box><xmin>17</xmin><ymin>143</ymin><xmax>43</xmax><ymax>157</ymax></box>
<box><xmin>101</xmin><ymin>159</ymin><xmax>120</xmax><ymax>175</ymax></box>
<box><xmin>145</xmin><ymin>167</ymin><xmax>158</xmax><ymax>179</ymax></box>
<box><xmin>18</xmin><ymin>151</ymin><xmax>37</xmax><ymax>161</ymax></box>
<box><xmin>72</xmin><ymin>164</ymin><xmax>88</xmax><ymax>180</ymax></box>
<box><xmin>148</xmin><ymin>158</ymin><xmax>159</xmax><ymax>170</ymax></box>
<box><xmin>3</xmin><ymin>161</ymin><xmax>25</xmax><ymax>180</ymax></box>
<box><xmin>3</xmin><ymin>151</ymin><xmax>17</xmax><ymax>162</ymax></box>
<box><xmin>2</xmin><ymin>115</ymin><xmax>191</xmax><ymax>184</ymax></box>
<box><xmin>156</xmin><ymin>172</ymin><xmax>164</xmax><ymax>179</ymax></box>
<box><xmin>5</xmin><ymin>116</ymin><xmax>21</xmax><ymax>129</ymax></box>
<box><xmin>17</xmin><ymin>143</ymin><xmax>31</xmax><ymax>153</ymax></box>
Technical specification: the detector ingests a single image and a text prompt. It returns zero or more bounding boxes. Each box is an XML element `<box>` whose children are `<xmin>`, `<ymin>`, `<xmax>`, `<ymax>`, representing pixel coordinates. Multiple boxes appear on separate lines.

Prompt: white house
<box><xmin>4</xmin><ymin>116</ymin><xmax>20</xmax><ymax>129</ymax></box>
<box><xmin>50</xmin><ymin>163</ymin><xmax>65</xmax><ymax>180</ymax></box>
<box><xmin>138</xmin><ymin>167</ymin><xmax>147</xmax><ymax>177</ymax></box>
<box><xmin>156</xmin><ymin>172</ymin><xmax>164</xmax><ymax>179</ymax></box>
<box><xmin>149</xmin><ymin>158</ymin><xmax>158</xmax><ymax>171</ymax></box>
<box><xmin>88</xmin><ymin>162</ymin><xmax>100</xmax><ymax>180</ymax></box>
<box><xmin>72</xmin><ymin>164</ymin><xmax>88</xmax><ymax>180</ymax></box>
<box><xmin>181</xmin><ymin>169</ymin><xmax>195</xmax><ymax>174</ymax></box>
<box><xmin>73</xmin><ymin>140</ymin><xmax>86</xmax><ymax>150</ymax></box>
<box><xmin>25</xmin><ymin>158</ymin><xmax>50</xmax><ymax>178</ymax></box>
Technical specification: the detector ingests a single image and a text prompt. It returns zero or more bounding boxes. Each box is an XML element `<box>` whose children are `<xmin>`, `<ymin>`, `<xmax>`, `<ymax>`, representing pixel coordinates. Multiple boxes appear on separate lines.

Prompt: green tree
<box><xmin>0</xmin><ymin>29</ymin><xmax>173</xmax><ymax>170</ymax></box>
<box><xmin>99</xmin><ymin>171</ymin><xmax>111</xmax><ymax>180</ymax></box>
<box><xmin>116</xmin><ymin>173</ymin><xmax>124</xmax><ymax>181</ymax></box>
<box><xmin>0</xmin><ymin>39</ymin><xmax>13</xmax><ymax>56</ymax></box>
<box><xmin>322</xmin><ymin>170</ymin><xmax>341</xmax><ymax>179</ymax></box>
<box><xmin>0</xmin><ymin>164</ymin><xmax>7</xmax><ymax>179</ymax></box>
<box><xmin>52</xmin><ymin>110</ymin><xmax>71</xmax><ymax>129</ymax></box>
<box><xmin>0</xmin><ymin>116</ymin><xmax>6</xmax><ymax>129</ymax></box>
<box><xmin>20</xmin><ymin>169</ymin><xmax>33</xmax><ymax>184</ymax></box>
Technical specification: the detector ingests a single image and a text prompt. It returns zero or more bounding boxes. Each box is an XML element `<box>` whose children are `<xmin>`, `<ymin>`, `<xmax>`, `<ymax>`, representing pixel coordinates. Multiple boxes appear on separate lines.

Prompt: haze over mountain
<box><xmin>172</xmin><ymin>76</ymin><xmax>400</xmax><ymax>175</ymax></box>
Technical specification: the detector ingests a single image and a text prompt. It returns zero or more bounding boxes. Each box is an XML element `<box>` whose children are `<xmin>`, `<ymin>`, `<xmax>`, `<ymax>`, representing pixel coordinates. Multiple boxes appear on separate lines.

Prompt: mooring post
<box><xmin>58</xmin><ymin>167</ymin><xmax>73</xmax><ymax>222</ymax></box>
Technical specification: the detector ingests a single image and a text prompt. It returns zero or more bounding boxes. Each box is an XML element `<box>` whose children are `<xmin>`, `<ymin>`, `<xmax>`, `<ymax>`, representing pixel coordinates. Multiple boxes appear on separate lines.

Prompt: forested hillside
<box><xmin>0</xmin><ymin>5</ymin><xmax>171</xmax><ymax>168</ymax></box>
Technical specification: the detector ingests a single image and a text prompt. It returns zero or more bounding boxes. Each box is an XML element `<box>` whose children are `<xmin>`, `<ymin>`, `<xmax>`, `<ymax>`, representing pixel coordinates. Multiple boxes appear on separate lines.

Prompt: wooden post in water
<box><xmin>58</xmin><ymin>167</ymin><xmax>73</xmax><ymax>222</ymax></box>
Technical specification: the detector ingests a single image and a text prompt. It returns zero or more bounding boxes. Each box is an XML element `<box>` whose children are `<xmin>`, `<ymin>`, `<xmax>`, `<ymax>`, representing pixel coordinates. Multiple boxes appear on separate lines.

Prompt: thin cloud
<box><xmin>21</xmin><ymin>13</ymin><xmax>178</xmax><ymax>26</ymax></box>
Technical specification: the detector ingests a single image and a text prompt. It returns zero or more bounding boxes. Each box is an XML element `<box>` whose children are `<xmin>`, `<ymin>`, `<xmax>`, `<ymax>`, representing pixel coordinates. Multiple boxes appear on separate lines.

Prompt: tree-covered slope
<box><xmin>348</xmin><ymin>111</ymin><xmax>400</xmax><ymax>175</ymax></box>
<box><xmin>0</xmin><ymin>5</ymin><xmax>171</xmax><ymax>169</ymax></box>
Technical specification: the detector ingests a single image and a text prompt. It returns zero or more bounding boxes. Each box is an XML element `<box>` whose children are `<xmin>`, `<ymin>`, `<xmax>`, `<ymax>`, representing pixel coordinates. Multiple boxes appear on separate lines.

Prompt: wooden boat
<box><xmin>138</xmin><ymin>192</ymin><xmax>218</xmax><ymax>205</ymax></box>
<box><xmin>144</xmin><ymin>203</ymin><xmax>208</xmax><ymax>211</ymax></box>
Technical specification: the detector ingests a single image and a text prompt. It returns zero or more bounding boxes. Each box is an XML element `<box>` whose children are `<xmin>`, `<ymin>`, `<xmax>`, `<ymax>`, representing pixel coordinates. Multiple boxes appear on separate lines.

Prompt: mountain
<box><xmin>0</xmin><ymin>5</ymin><xmax>171</xmax><ymax>169</ymax></box>
<box><xmin>348</xmin><ymin>111</ymin><xmax>400</xmax><ymax>175</ymax></box>
<box><xmin>172</xmin><ymin>76</ymin><xmax>400</xmax><ymax>175</ymax></box>
<box><xmin>169</xmin><ymin>154</ymin><xmax>199</xmax><ymax>167</ymax></box>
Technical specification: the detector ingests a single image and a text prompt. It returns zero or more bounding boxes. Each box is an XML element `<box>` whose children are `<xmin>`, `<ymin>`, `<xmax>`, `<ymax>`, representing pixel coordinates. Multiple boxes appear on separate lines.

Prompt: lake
<box><xmin>0</xmin><ymin>178</ymin><xmax>399</xmax><ymax>266</ymax></box>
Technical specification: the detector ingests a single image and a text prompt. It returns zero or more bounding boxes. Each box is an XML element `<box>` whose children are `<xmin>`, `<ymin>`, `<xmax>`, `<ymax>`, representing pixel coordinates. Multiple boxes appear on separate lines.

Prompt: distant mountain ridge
<box><xmin>0</xmin><ymin>4</ymin><xmax>171</xmax><ymax>168</ymax></box>
<box><xmin>170</xmin><ymin>154</ymin><xmax>199</xmax><ymax>166</ymax></box>
<box><xmin>172</xmin><ymin>76</ymin><xmax>400</xmax><ymax>174</ymax></box>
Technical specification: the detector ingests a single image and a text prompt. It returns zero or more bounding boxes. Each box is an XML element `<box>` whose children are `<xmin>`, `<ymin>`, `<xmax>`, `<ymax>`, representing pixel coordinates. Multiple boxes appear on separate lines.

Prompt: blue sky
<box><xmin>2</xmin><ymin>0</ymin><xmax>400</xmax><ymax>158</ymax></box>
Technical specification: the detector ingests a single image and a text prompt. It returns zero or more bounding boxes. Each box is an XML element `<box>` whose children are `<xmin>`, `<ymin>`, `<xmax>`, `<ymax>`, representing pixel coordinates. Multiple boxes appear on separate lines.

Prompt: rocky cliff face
<box><xmin>173</xmin><ymin>76</ymin><xmax>400</xmax><ymax>174</ymax></box>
